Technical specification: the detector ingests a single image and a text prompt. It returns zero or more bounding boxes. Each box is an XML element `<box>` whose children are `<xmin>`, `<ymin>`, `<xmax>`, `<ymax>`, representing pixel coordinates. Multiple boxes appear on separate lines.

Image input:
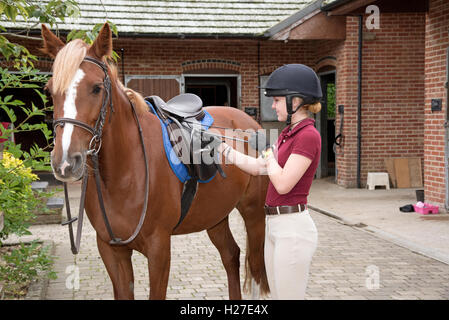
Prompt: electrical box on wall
<box><xmin>338</xmin><ymin>105</ymin><xmax>344</xmax><ymax>114</ymax></box>
<box><xmin>431</xmin><ymin>99</ymin><xmax>442</xmax><ymax>112</ymax></box>
<box><xmin>244</xmin><ymin>107</ymin><xmax>257</xmax><ymax>117</ymax></box>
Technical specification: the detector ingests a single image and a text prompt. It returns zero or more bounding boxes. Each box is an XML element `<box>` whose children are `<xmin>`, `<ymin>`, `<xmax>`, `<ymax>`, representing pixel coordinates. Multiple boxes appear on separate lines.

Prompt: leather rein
<box><xmin>54</xmin><ymin>56</ymin><xmax>150</xmax><ymax>254</ymax></box>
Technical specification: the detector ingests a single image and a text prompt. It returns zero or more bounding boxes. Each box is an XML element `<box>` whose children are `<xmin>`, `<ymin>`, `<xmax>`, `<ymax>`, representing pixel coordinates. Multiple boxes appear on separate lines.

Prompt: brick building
<box><xmin>315</xmin><ymin>0</ymin><xmax>448</xmax><ymax>210</ymax></box>
<box><xmin>2</xmin><ymin>0</ymin><xmax>448</xmax><ymax>210</ymax></box>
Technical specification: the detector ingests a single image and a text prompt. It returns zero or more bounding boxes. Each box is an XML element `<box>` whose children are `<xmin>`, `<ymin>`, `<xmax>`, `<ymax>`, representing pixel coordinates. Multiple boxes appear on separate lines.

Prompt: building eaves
<box><xmin>320</xmin><ymin>0</ymin><xmax>355</xmax><ymax>11</ymax></box>
<box><xmin>264</xmin><ymin>0</ymin><xmax>324</xmax><ymax>38</ymax></box>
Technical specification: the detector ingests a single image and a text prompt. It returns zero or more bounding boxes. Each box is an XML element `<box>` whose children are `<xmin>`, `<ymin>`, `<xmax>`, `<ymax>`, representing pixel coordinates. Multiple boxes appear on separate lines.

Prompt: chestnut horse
<box><xmin>41</xmin><ymin>23</ymin><xmax>269</xmax><ymax>299</ymax></box>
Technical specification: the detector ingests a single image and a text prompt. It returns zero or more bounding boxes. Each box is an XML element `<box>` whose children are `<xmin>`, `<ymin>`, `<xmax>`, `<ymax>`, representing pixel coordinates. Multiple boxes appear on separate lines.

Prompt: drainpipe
<box><xmin>357</xmin><ymin>15</ymin><xmax>363</xmax><ymax>188</ymax></box>
<box><xmin>257</xmin><ymin>41</ymin><xmax>261</xmax><ymax>124</ymax></box>
<box><xmin>445</xmin><ymin>47</ymin><xmax>449</xmax><ymax>210</ymax></box>
<box><xmin>120</xmin><ymin>48</ymin><xmax>125</xmax><ymax>84</ymax></box>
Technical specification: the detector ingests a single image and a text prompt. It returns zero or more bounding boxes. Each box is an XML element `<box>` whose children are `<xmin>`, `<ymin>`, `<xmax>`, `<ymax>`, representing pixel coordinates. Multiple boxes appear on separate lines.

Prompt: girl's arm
<box><xmin>264</xmin><ymin>150</ymin><xmax>312</xmax><ymax>195</ymax></box>
<box><xmin>218</xmin><ymin>143</ymin><xmax>267</xmax><ymax>176</ymax></box>
<box><xmin>218</xmin><ymin>142</ymin><xmax>312</xmax><ymax>192</ymax></box>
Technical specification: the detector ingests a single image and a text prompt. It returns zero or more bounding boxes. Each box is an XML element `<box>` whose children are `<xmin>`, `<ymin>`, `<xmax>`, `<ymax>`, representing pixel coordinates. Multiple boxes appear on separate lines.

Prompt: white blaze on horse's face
<box><xmin>52</xmin><ymin>67</ymin><xmax>86</xmax><ymax>181</ymax></box>
<box><xmin>61</xmin><ymin>68</ymin><xmax>85</xmax><ymax>166</ymax></box>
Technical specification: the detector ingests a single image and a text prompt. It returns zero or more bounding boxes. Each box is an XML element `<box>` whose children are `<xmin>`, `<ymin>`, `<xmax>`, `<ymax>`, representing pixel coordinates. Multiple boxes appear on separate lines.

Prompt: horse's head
<box><xmin>41</xmin><ymin>23</ymin><xmax>113</xmax><ymax>182</ymax></box>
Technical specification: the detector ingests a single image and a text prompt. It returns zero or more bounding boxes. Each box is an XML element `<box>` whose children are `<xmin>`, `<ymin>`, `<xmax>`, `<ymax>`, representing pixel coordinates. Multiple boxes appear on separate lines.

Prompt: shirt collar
<box><xmin>280</xmin><ymin>118</ymin><xmax>315</xmax><ymax>139</ymax></box>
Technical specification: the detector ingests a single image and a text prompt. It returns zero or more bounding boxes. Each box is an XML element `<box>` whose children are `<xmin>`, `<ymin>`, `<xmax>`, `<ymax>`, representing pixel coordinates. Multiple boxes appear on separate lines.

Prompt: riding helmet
<box><xmin>263</xmin><ymin>64</ymin><xmax>322</xmax><ymax>104</ymax></box>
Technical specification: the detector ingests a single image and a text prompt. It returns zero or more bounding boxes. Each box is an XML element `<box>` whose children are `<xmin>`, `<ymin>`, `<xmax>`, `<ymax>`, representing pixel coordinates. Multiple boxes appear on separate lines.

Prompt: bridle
<box><xmin>54</xmin><ymin>56</ymin><xmax>150</xmax><ymax>254</ymax></box>
<box><xmin>53</xmin><ymin>57</ymin><xmax>113</xmax><ymax>156</ymax></box>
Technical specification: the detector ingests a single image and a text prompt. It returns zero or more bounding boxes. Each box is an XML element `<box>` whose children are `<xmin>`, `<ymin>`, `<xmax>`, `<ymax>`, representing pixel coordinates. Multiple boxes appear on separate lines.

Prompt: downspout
<box><xmin>357</xmin><ymin>15</ymin><xmax>363</xmax><ymax>188</ymax></box>
<box><xmin>257</xmin><ymin>41</ymin><xmax>261</xmax><ymax>124</ymax></box>
<box><xmin>445</xmin><ymin>47</ymin><xmax>449</xmax><ymax>210</ymax></box>
<box><xmin>120</xmin><ymin>48</ymin><xmax>125</xmax><ymax>84</ymax></box>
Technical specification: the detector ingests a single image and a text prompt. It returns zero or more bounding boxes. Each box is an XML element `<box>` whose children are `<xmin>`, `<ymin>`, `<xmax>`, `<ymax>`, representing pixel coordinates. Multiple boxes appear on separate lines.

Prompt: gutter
<box><xmin>356</xmin><ymin>14</ymin><xmax>363</xmax><ymax>188</ymax></box>
<box><xmin>3</xmin><ymin>27</ymin><xmax>270</xmax><ymax>40</ymax></box>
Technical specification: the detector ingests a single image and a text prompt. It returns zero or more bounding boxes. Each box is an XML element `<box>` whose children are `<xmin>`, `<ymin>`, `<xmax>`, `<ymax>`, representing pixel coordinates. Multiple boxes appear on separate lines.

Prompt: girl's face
<box><xmin>271</xmin><ymin>96</ymin><xmax>304</xmax><ymax>121</ymax></box>
<box><xmin>271</xmin><ymin>96</ymin><xmax>288</xmax><ymax>121</ymax></box>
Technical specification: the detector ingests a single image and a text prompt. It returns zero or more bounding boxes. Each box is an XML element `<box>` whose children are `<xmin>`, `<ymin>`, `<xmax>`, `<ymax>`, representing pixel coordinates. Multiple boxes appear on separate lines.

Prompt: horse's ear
<box><xmin>89</xmin><ymin>23</ymin><xmax>113</xmax><ymax>59</ymax></box>
<box><xmin>41</xmin><ymin>24</ymin><xmax>65</xmax><ymax>58</ymax></box>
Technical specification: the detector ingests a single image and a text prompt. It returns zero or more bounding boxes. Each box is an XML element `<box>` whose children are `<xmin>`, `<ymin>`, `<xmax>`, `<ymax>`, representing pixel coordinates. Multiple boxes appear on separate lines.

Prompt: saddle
<box><xmin>145</xmin><ymin>94</ymin><xmax>226</xmax><ymax>229</ymax></box>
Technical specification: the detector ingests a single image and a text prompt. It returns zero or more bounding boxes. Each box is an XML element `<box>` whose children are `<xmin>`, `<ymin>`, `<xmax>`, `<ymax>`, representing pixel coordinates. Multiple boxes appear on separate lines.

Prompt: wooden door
<box><xmin>126</xmin><ymin>78</ymin><xmax>180</xmax><ymax>101</ymax></box>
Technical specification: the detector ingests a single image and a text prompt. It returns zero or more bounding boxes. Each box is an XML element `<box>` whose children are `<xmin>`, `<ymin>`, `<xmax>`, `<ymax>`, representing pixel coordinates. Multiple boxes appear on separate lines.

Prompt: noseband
<box><xmin>53</xmin><ymin>57</ymin><xmax>114</xmax><ymax>155</ymax></box>
<box><xmin>54</xmin><ymin>56</ymin><xmax>150</xmax><ymax>253</ymax></box>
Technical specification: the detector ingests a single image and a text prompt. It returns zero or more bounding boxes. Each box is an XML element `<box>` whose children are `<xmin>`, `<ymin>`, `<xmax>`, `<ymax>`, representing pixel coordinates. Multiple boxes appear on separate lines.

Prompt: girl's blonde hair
<box><xmin>292</xmin><ymin>97</ymin><xmax>322</xmax><ymax>114</ymax></box>
<box><xmin>305</xmin><ymin>102</ymin><xmax>322</xmax><ymax>114</ymax></box>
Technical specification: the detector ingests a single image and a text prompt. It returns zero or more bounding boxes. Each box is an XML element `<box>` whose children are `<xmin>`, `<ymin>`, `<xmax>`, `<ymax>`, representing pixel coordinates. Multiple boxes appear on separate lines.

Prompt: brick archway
<box><xmin>181</xmin><ymin>59</ymin><xmax>241</xmax><ymax>74</ymax></box>
<box><xmin>315</xmin><ymin>56</ymin><xmax>337</xmax><ymax>73</ymax></box>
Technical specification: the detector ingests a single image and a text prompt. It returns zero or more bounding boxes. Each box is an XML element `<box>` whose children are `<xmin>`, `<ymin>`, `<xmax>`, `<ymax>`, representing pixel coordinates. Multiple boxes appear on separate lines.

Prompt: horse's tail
<box><xmin>238</xmin><ymin>175</ymin><xmax>270</xmax><ymax>297</ymax></box>
<box><xmin>243</xmin><ymin>233</ymin><xmax>270</xmax><ymax>297</ymax></box>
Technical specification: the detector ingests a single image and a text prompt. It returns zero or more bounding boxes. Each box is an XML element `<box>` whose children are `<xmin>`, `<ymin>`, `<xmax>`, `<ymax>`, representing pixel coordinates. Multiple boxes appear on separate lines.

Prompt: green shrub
<box><xmin>0</xmin><ymin>241</ymin><xmax>57</xmax><ymax>298</ymax></box>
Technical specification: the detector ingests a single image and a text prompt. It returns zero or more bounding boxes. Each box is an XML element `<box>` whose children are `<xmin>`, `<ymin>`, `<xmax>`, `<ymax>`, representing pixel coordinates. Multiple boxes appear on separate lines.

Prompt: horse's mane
<box><xmin>52</xmin><ymin>39</ymin><xmax>87</xmax><ymax>95</ymax></box>
<box><xmin>52</xmin><ymin>39</ymin><xmax>148</xmax><ymax>115</ymax></box>
<box><xmin>123</xmin><ymin>87</ymin><xmax>149</xmax><ymax>116</ymax></box>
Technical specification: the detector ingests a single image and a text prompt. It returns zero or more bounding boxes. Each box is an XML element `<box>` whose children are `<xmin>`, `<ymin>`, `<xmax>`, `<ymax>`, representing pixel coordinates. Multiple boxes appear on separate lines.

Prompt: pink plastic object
<box><xmin>413</xmin><ymin>203</ymin><xmax>439</xmax><ymax>215</ymax></box>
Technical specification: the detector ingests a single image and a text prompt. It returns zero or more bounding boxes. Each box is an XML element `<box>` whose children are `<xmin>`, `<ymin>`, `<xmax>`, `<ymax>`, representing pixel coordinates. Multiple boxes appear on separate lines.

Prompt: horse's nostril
<box><xmin>72</xmin><ymin>152</ymin><xmax>83</xmax><ymax>170</ymax></box>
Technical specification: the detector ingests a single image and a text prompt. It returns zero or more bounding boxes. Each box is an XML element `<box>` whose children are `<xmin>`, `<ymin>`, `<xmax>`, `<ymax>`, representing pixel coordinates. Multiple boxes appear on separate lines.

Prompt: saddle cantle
<box><xmin>144</xmin><ymin>94</ymin><xmax>226</xmax><ymax>229</ymax></box>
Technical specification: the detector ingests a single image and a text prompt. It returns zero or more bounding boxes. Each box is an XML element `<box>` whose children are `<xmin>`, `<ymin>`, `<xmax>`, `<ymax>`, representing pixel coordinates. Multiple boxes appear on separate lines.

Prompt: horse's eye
<box><xmin>93</xmin><ymin>85</ymin><xmax>102</xmax><ymax>94</ymax></box>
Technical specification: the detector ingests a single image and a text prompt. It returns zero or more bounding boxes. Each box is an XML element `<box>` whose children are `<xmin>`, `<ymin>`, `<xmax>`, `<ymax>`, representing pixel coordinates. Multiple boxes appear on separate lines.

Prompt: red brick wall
<box><xmin>112</xmin><ymin>38</ymin><xmax>315</xmax><ymax>110</ymax></box>
<box><xmin>424</xmin><ymin>0</ymin><xmax>449</xmax><ymax>207</ymax></box>
<box><xmin>317</xmin><ymin>16</ymin><xmax>361</xmax><ymax>187</ymax></box>
<box><xmin>313</xmin><ymin>13</ymin><xmax>426</xmax><ymax>188</ymax></box>
<box><xmin>19</xmin><ymin>35</ymin><xmax>316</xmax><ymax>117</ymax></box>
<box><xmin>361</xmin><ymin>12</ymin><xmax>425</xmax><ymax>183</ymax></box>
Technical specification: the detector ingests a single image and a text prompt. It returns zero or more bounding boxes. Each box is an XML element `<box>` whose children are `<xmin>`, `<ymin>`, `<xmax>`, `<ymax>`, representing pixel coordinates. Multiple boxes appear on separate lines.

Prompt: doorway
<box><xmin>317</xmin><ymin>69</ymin><xmax>336</xmax><ymax>178</ymax></box>
<box><xmin>183</xmin><ymin>75</ymin><xmax>239</xmax><ymax>108</ymax></box>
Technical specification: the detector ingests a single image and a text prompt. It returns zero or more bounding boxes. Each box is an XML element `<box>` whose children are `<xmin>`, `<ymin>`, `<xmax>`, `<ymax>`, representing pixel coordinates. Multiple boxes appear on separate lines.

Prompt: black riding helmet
<box><xmin>262</xmin><ymin>64</ymin><xmax>322</xmax><ymax>125</ymax></box>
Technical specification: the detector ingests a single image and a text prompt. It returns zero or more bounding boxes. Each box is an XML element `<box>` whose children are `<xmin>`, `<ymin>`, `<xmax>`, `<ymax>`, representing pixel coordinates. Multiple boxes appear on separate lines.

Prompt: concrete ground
<box><xmin>5</xmin><ymin>178</ymin><xmax>449</xmax><ymax>300</ymax></box>
<box><xmin>308</xmin><ymin>177</ymin><xmax>449</xmax><ymax>265</ymax></box>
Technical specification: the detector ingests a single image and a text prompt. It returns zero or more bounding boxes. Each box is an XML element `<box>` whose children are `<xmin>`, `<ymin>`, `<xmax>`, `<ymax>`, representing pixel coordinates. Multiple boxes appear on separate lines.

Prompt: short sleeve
<box><xmin>291</xmin><ymin>129</ymin><xmax>321</xmax><ymax>161</ymax></box>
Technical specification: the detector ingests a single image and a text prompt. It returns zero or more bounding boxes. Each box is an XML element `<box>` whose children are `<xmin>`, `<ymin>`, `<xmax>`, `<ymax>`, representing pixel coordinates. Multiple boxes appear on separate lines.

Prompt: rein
<box><xmin>56</xmin><ymin>56</ymin><xmax>150</xmax><ymax>254</ymax></box>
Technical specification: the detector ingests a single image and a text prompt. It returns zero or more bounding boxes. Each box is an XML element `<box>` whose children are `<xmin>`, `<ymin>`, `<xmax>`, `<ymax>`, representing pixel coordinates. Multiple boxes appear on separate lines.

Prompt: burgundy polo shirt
<box><xmin>265</xmin><ymin>118</ymin><xmax>321</xmax><ymax>206</ymax></box>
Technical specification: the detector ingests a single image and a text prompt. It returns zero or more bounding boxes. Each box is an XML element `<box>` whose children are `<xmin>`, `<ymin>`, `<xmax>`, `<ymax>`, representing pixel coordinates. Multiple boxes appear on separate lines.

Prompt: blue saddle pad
<box><xmin>145</xmin><ymin>100</ymin><xmax>217</xmax><ymax>183</ymax></box>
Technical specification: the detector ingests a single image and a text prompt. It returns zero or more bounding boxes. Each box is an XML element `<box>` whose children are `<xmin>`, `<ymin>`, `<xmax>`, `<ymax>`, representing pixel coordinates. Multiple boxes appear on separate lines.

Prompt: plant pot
<box><xmin>31</xmin><ymin>198</ymin><xmax>63</xmax><ymax>226</ymax></box>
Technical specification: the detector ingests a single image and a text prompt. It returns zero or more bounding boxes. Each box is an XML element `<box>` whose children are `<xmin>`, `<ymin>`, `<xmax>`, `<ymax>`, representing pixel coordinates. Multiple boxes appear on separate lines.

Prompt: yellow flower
<box><xmin>1</xmin><ymin>152</ymin><xmax>38</xmax><ymax>181</ymax></box>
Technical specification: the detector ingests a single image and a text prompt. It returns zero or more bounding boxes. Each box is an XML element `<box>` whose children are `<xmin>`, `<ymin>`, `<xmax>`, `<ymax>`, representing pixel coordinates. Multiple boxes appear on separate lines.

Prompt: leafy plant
<box><xmin>327</xmin><ymin>83</ymin><xmax>336</xmax><ymax>119</ymax></box>
<box><xmin>0</xmin><ymin>241</ymin><xmax>57</xmax><ymax>298</ymax></box>
<box><xmin>0</xmin><ymin>151</ymin><xmax>40</xmax><ymax>243</ymax></box>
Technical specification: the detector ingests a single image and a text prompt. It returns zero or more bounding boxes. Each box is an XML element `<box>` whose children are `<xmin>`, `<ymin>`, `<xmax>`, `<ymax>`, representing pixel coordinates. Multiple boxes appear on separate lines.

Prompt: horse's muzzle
<box><xmin>52</xmin><ymin>152</ymin><xmax>85</xmax><ymax>182</ymax></box>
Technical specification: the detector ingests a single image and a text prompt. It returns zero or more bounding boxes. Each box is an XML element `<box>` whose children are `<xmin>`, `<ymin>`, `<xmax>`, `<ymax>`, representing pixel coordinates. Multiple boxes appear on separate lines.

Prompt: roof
<box><xmin>2</xmin><ymin>0</ymin><xmax>314</xmax><ymax>38</ymax></box>
<box><xmin>264</xmin><ymin>0</ymin><xmax>323</xmax><ymax>38</ymax></box>
<box><xmin>321</xmin><ymin>0</ymin><xmax>348</xmax><ymax>8</ymax></box>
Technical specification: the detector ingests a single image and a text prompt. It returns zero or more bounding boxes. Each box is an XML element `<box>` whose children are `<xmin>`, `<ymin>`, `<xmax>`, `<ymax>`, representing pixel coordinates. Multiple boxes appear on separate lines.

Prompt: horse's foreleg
<box><xmin>207</xmin><ymin>216</ymin><xmax>242</xmax><ymax>300</ymax></box>
<box><xmin>146</xmin><ymin>232</ymin><xmax>171</xmax><ymax>300</ymax></box>
<box><xmin>97</xmin><ymin>235</ymin><xmax>134</xmax><ymax>300</ymax></box>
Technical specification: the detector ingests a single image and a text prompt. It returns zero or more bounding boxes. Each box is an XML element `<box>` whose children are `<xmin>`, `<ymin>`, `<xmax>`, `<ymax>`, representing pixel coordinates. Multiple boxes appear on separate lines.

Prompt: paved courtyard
<box><xmin>22</xmin><ymin>207</ymin><xmax>449</xmax><ymax>300</ymax></box>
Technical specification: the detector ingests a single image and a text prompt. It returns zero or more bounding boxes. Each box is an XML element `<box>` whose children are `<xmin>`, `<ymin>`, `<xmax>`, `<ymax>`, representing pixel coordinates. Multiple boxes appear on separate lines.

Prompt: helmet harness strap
<box><xmin>286</xmin><ymin>94</ymin><xmax>307</xmax><ymax>126</ymax></box>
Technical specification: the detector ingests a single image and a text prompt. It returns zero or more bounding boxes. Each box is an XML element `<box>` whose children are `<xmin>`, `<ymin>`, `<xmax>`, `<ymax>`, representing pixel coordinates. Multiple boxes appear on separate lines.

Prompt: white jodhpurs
<box><xmin>264</xmin><ymin>210</ymin><xmax>318</xmax><ymax>300</ymax></box>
